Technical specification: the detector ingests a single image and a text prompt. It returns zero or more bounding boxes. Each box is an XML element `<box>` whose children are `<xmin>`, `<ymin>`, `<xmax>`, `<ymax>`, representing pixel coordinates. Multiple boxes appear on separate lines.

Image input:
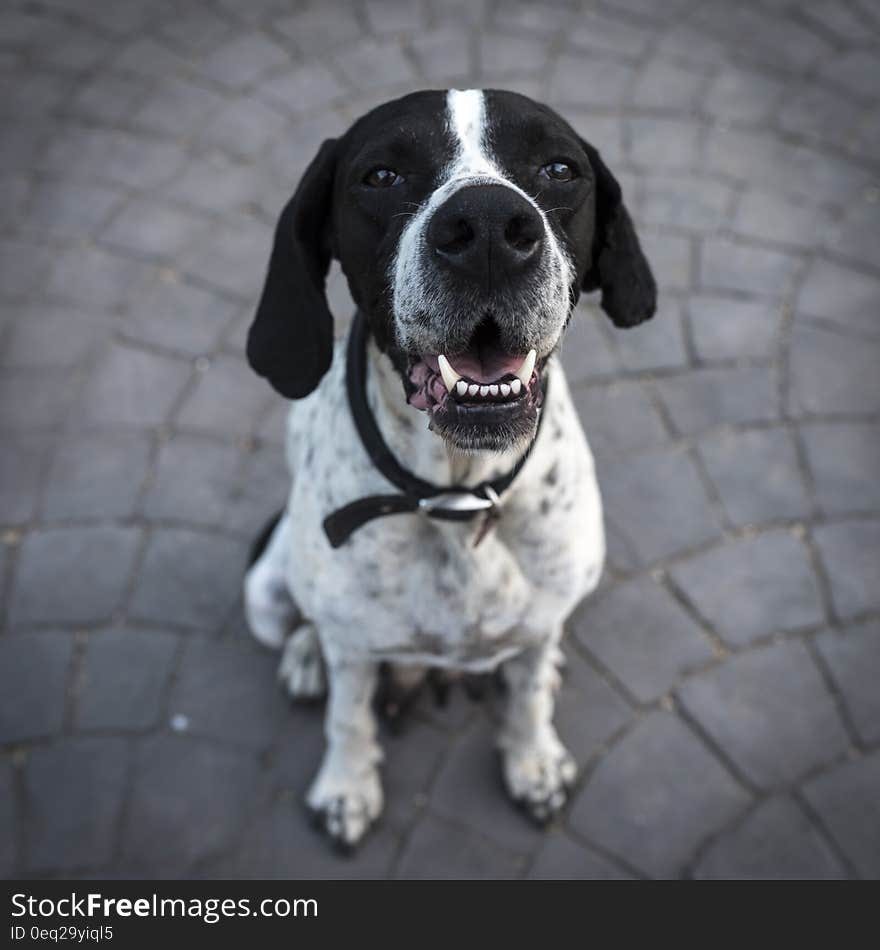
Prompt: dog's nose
<box><xmin>426</xmin><ymin>184</ymin><xmax>543</xmax><ymax>283</ymax></box>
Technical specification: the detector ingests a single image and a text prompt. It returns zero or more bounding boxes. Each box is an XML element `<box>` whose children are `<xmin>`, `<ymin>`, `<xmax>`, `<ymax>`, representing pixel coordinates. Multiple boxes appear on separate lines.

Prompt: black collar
<box><xmin>322</xmin><ymin>313</ymin><xmax>545</xmax><ymax>548</ymax></box>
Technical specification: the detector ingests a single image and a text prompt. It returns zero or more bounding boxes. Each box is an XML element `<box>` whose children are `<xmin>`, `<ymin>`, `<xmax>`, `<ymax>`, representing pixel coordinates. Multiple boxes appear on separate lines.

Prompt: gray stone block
<box><xmin>557</xmin><ymin>307</ymin><xmax>620</xmax><ymax>385</ymax></box>
<box><xmin>129</xmin><ymin>528</ymin><xmax>246</xmax><ymax>631</ymax></box>
<box><xmin>802</xmin><ymin>424</ymin><xmax>880</xmax><ymax>516</ymax></box>
<box><xmin>569</xmin><ymin>711</ymin><xmax>749</xmax><ymax>878</ymax></box>
<box><xmin>79</xmin><ymin>342</ymin><xmax>191</xmax><ymax>427</ymax></box>
<box><xmin>790</xmin><ymin>322</ymin><xmax>880</xmax><ymax>416</ymax></box>
<box><xmin>596</xmin><ymin>446</ymin><xmax>721</xmax><ymax>566</ymax></box>
<box><xmin>677</xmin><ymin>641</ymin><xmax>850</xmax><ymax>788</ymax></box>
<box><xmin>10</xmin><ymin>527</ymin><xmax>141</xmax><ymax>626</ymax></box>
<box><xmin>670</xmin><ymin>531</ymin><xmax>824</xmax><ymax>647</ymax></box>
<box><xmin>121</xmin><ymin>735</ymin><xmax>263</xmax><ymax>869</ymax></box>
<box><xmin>570</xmin><ymin>576</ymin><xmax>714</xmax><ymax>703</ymax></box>
<box><xmin>813</xmin><ymin>521</ymin><xmax>880</xmax><ymax>619</ymax></box>
<box><xmin>167</xmin><ymin>639</ymin><xmax>285</xmax><ymax>751</ymax></box>
<box><xmin>394</xmin><ymin>812</ymin><xmax>521</xmax><ymax>880</ymax></box>
<box><xmin>77</xmin><ymin>628</ymin><xmax>179</xmax><ymax>732</ymax></box>
<box><xmin>0</xmin><ymin>435</ymin><xmax>50</xmax><ymax>523</ymax></box>
<box><xmin>142</xmin><ymin>435</ymin><xmax>243</xmax><ymax>527</ymax></box>
<box><xmin>816</xmin><ymin>621</ymin><xmax>880</xmax><ymax>745</ymax></box>
<box><xmin>571</xmin><ymin>381</ymin><xmax>669</xmax><ymax>459</ymax></box>
<box><xmin>656</xmin><ymin>367</ymin><xmax>778</xmax><ymax>437</ymax></box>
<box><xmin>797</xmin><ymin>260</ymin><xmax>880</xmax><ymax>339</ymax></box>
<box><xmin>694</xmin><ymin>796</ymin><xmax>845</xmax><ymax>880</ymax></box>
<box><xmin>698</xmin><ymin>428</ymin><xmax>810</xmax><ymax>527</ymax></box>
<box><xmin>176</xmin><ymin>354</ymin><xmax>268</xmax><ymax>437</ymax></box>
<box><xmin>555</xmin><ymin>644</ymin><xmax>632</xmax><ymax>763</ymax></box>
<box><xmin>686</xmin><ymin>294</ymin><xmax>782</xmax><ymax>361</ymax></box>
<box><xmin>43</xmin><ymin>434</ymin><xmax>152</xmax><ymax>521</ymax></box>
<box><xmin>0</xmin><ymin>633</ymin><xmax>73</xmax><ymax>743</ymax></box>
<box><xmin>429</xmin><ymin>716</ymin><xmax>544</xmax><ymax>853</ymax></box>
<box><xmin>701</xmin><ymin>238</ymin><xmax>799</xmax><ymax>298</ymax></box>
<box><xmin>528</xmin><ymin>833</ymin><xmax>633</xmax><ymax>880</ymax></box>
<box><xmin>23</xmin><ymin>737</ymin><xmax>128</xmax><ymax>873</ymax></box>
<box><xmin>803</xmin><ymin>751</ymin><xmax>880</xmax><ymax>879</ymax></box>
<box><xmin>0</xmin><ymin>370</ymin><xmax>75</xmax><ymax>430</ymax></box>
<box><xmin>0</xmin><ymin>759</ymin><xmax>14</xmax><ymax>875</ymax></box>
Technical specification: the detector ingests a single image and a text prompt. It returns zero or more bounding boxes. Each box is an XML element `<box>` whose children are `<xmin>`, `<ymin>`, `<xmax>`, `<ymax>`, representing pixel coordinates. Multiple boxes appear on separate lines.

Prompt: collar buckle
<box><xmin>418</xmin><ymin>488</ymin><xmax>497</xmax><ymax>515</ymax></box>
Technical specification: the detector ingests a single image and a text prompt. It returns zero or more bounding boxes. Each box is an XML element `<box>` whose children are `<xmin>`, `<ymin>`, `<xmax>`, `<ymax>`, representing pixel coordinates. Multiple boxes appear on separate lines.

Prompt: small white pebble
<box><xmin>170</xmin><ymin>714</ymin><xmax>190</xmax><ymax>732</ymax></box>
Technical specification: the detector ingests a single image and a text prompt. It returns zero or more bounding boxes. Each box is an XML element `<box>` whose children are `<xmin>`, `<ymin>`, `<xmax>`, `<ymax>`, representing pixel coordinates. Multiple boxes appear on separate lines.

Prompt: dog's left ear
<box><xmin>247</xmin><ymin>138</ymin><xmax>339</xmax><ymax>399</ymax></box>
<box><xmin>580</xmin><ymin>139</ymin><xmax>656</xmax><ymax>328</ymax></box>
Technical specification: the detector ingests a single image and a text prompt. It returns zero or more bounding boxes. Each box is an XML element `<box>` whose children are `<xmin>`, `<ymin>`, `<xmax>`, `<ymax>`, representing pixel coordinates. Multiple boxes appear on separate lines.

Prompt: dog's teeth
<box><xmin>515</xmin><ymin>349</ymin><xmax>536</xmax><ymax>386</ymax></box>
<box><xmin>479</xmin><ymin>385</ymin><xmax>489</xmax><ymax>397</ymax></box>
<box><xmin>455</xmin><ymin>380</ymin><xmax>468</xmax><ymax>396</ymax></box>
<box><xmin>468</xmin><ymin>384</ymin><xmax>479</xmax><ymax>397</ymax></box>
<box><xmin>500</xmin><ymin>383</ymin><xmax>511</xmax><ymax>397</ymax></box>
<box><xmin>438</xmin><ymin>354</ymin><xmax>461</xmax><ymax>392</ymax></box>
<box><xmin>510</xmin><ymin>378</ymin><xmax>522</xmax><ymax>396</ymax></box>
<box><xmin>489</xmin><ymin>384</ymin><xmax>499</xmax><ymax>396</ymax></box>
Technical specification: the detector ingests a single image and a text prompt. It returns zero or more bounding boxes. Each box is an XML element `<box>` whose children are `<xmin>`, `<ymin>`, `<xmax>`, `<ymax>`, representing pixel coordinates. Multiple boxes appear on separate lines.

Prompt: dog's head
<box><xmin>248</xmin><ymin>89</ymin><xmax>656</xmax><ymax>452</ymax></box>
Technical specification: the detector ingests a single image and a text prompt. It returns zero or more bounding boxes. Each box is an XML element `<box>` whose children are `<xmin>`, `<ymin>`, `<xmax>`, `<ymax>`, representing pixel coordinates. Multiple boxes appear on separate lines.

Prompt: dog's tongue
<box><xmin>423</xmin><ymin>350</ymin><xmax>525</xmax><ymax>383</ymax></box>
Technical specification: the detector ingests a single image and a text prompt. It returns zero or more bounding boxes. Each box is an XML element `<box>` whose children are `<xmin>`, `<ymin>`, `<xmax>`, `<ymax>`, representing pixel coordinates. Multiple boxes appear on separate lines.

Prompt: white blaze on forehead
<box><xmin>391</xmin><ymin>87</ymin><xmax>574</xmax><ymax>344</ymax></box>
<box><xmin>446</xmin><ymin>89</ymin><xmax>495</xmax><ymax>177</ymax></box>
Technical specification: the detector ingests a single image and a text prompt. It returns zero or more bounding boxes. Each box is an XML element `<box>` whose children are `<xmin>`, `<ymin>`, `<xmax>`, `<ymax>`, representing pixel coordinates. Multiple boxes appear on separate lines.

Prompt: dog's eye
<box><xmin>539</xmin><ymin>161</ymin><xmax>577</xmax><ymax>182</ymax></box>
<box><xmin>364</xmin><ymin>168</ymin><xmax>404</xmax><ymax>188</ymax></box>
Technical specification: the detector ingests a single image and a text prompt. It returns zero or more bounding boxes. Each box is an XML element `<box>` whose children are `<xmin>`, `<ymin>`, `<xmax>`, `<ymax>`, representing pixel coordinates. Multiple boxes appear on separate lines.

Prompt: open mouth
<box><xmin>405</xmin><ymin>318</ymin><xmax>546</xmax><ymax>449</ymax></box>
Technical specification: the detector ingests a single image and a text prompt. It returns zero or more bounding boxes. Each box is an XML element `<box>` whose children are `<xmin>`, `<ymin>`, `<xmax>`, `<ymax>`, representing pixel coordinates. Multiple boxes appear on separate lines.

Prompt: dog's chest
<box><xmin>284</xmin><ymin>354</ymin><xmax>603</xmax><ymax>670</ymax></box>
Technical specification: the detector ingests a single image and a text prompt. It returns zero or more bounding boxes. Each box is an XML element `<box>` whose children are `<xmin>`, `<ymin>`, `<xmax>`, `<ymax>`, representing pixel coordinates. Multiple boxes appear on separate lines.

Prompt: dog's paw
<box><xmin>306</xmin><ymin>767</ymin><xmax>383</xmax><ymax>852</ymax></box>
<box><xmin>278</xmin><ymin>623</ymin><xmax>327</xmax><ymax>701</ymax></box>
<box><xmin>502</xmin><ymin>739</ymin><xmax>577</xmax><ymax>826</ymax></box>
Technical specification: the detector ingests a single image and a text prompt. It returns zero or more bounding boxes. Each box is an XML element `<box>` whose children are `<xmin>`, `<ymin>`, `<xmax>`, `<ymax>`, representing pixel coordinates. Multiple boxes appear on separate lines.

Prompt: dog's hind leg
<box><xmin>243</xmin><ymin>511</ymin><xmax>299</xmax><ymax>650</ymax></box>
<box><xmin>279</xmin><ymin>622</ymin><xmax>327</xmax><ymax>701</ymax></box>
<box><xmin>498</xmin><ymin>636</ymin><xmax>576</xmax><ymax>825</ymax></box>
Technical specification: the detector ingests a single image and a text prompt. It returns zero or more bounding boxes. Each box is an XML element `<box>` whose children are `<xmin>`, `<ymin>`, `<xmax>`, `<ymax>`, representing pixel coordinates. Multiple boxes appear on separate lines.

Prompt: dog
<box><xmin>243</xmin><ymin>89</ymin><xmax>656</xmax><ymax>850</ymax></box>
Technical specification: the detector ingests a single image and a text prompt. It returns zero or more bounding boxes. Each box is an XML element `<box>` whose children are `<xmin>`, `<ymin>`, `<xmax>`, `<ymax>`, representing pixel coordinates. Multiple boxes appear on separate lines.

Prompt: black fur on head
<box><xmin>578</xmin><ymin>139</ymin><xmax>656</xmax><ymax>328</ymax></box>
<box><xmin>246</xmin><ymin>137</ymin><xmax>338</xmax><ymax>399</ymax></box>
<box><xmin>247</xmin><ymin>90</ymin><xmax>656</xmax><ymax>410</ymax></box>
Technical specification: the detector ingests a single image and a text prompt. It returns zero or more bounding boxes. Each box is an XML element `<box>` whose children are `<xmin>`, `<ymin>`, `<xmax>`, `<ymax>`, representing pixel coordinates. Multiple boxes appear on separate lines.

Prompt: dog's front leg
<box><xmin>306</xmin><ymin>658</ymin><xmax>382</xmax><ymax>851</ymax></box>
<box><xmin>498</xmin><ymin>638</ymin><xmax>576</xmax><ymax>825</ymax></box>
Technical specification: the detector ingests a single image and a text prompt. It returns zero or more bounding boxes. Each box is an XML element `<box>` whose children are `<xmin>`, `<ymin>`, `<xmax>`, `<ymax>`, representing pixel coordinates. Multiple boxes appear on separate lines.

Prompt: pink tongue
<box><xmin>424</xmin><ymin>351</ymin><xmax>525</xmax><ymax>384</ymax></box>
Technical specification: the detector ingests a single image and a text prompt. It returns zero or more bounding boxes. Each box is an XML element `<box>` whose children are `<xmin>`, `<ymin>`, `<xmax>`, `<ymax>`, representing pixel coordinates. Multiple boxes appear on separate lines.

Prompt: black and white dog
<box><xmin>244</xmin><ymin>89</ymin><xmax>655</xmax><ymax>849</ymax></box>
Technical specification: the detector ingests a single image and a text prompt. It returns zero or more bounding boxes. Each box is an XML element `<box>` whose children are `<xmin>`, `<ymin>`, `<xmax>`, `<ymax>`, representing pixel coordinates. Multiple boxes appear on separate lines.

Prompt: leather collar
<box><xmin>322</xmin><ymin>313</ymin><xmax>545</xmax><ymax>548</ymax></box>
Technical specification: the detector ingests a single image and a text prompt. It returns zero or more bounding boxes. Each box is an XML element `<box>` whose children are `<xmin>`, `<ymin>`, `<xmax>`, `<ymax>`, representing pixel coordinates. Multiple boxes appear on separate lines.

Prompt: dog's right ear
<box><xmin>247</xmin><ymin>138</ymin><xmax>339</xmax><ymax>399</ymax></box>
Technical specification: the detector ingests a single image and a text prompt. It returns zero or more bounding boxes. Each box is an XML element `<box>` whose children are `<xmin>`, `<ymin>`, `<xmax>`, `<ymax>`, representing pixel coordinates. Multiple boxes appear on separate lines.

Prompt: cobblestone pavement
<box><xmin>2</xmin><ymin>0</ymin><xmax>879</xmax><ymax>880</ymax></box>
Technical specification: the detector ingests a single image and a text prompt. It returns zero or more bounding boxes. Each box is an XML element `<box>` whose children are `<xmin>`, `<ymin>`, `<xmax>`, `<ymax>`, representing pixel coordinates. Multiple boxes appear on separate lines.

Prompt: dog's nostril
<box><xmin>435</xmin><ymin>217</ymin><xmax>475</xmax><ymax>255</ymax></box>
<box><xmin>504</xmin><ymin>214</ymin><xmax>540</xmax><ymax>253</ymax></box>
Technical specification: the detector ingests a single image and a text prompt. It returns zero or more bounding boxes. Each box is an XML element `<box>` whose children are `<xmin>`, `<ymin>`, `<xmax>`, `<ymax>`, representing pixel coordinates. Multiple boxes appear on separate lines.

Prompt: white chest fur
<box><xmin>280</xmin><ymin>337</ymin><xmax>604</xmax><ymax>671</ymax></box>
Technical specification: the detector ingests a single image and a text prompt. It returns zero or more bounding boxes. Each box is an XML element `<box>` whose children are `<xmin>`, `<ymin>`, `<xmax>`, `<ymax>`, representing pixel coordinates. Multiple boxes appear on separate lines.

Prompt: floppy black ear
<box><xmin>580</xmin><ymin>140</ymin><xmax>656</xmax><ymax>328</ymax></box>
<box><xmin>247</xmin><ymin>138</ymin><xmax>338</xmax><ymax>399</ymax></box>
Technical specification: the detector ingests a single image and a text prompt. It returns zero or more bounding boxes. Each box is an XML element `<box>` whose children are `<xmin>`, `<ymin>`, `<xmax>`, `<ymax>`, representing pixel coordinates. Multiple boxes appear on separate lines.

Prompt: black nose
<box><xmin>426</xmin><ymin>184</ymin><xmax>543</xmax><ymax>285</ymax></box>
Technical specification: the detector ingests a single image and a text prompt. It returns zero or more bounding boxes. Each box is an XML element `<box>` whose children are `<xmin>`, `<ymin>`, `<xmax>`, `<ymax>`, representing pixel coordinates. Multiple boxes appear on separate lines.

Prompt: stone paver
<box><xmin>694</xmin><ymin>796</ymin><xmax>846</xmax><ymax>880</ymax></box>
<box><xmin>803</xmin><ymin>751</ymin><xmax>880</xmax><ymax>879</ymax></box>
<box><xmin>815</xmin><ymin>621</ymin><xmax>880</xmax><ymax>746</ymax></box>
<box><xmin>669</xmin><ymin>532</ymin><xmax>825</xmax><ymax>647</ymax></box>
<box><xmin>677</xmin><ymin>641</ymin><xmax>850</xmax><ymax>789</ymax></box>
<box><xmin>2</xmin><ymin>0</ymin><xmax>878</xmax><ymax>880</ymax></box>
<box><xmin>569</xmin><ymin>711</ymin><xmax>750</xmax><ymax>878</ymax></box>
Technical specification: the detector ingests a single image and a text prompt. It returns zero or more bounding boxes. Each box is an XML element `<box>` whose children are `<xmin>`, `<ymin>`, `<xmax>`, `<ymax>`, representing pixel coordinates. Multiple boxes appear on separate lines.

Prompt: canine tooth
<box><xmin>489</xmin><ymin>384</ymin><xmax>499</xmax><ymax>396</ymax></box>
<box><xmin>438</xmin><ymin>354</ymin><xmax>461</xmax><ymax>392</ymax></box>
<box><xmin>510</xmin><ymin>378</ymin><xmax>522</xmax><ymax>396</ymax></box>
<box><xmin>468</xmin><ymin>384</ymin><xmax>479</xmax><ymax>397</ymax></box>
<box><xmin>515</xmin><ymin>349</ymin><xmax>536</xmax><ymax>386</ymax></box>
<box><xmin>500</xmin><ymin>383</ymin><xmax>511</xmax><ymax>397</ymax></box>
<box><xmin>479</xmin><ymin>385</ymin><xmax>489</xmax><ymax>397</ymax></box>
<box><xmin>456</xmin><ymin>380</ymin><xmax>468</xmax><ymax>396</ymax></box>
